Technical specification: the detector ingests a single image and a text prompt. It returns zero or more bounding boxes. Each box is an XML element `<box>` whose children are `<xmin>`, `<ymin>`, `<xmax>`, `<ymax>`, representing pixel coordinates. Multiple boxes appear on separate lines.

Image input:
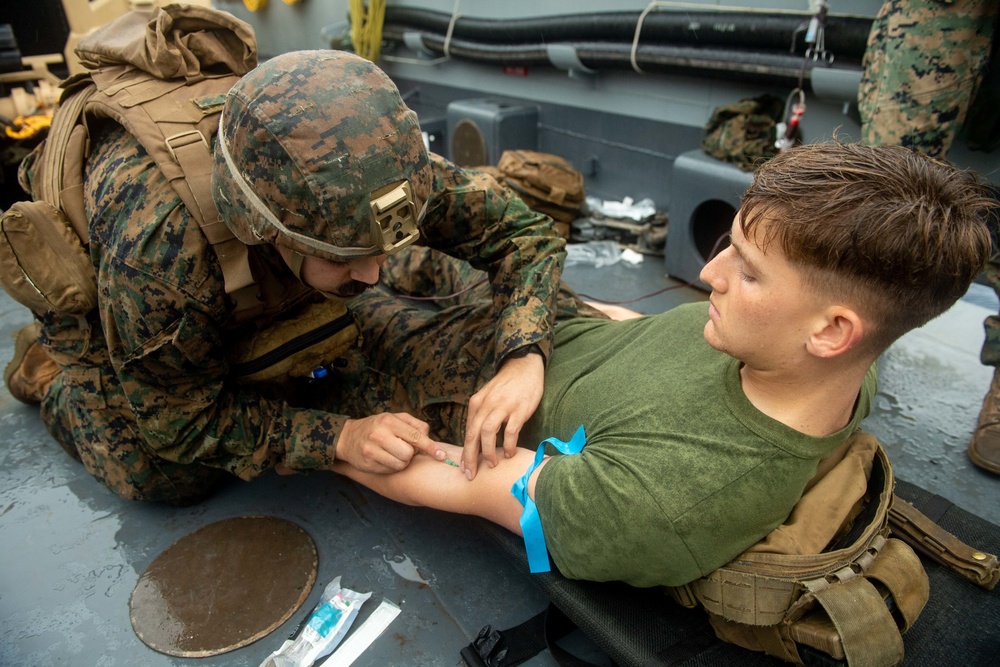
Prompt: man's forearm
<box><xmin>333</xmin><ymin>445</ymin><xmax>544</xmax><ymax>535</ymax></box>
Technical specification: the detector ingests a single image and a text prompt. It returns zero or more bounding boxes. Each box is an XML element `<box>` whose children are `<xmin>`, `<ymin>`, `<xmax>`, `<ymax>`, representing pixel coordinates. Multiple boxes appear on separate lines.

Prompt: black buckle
<box><xmin>460</xmin><ymin>624</ymin><xmax>509</xmax><ymax>667</ymax></box>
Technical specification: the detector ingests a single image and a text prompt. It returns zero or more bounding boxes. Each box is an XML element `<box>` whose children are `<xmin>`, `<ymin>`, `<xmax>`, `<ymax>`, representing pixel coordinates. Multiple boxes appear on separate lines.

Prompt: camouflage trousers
<box><xmin>38</xmin><ymin>314</ymin><xmax>226</xmax><ymax>505</ymax></box>
<box><xmin>858</xmin><ymin>0</ymin><xmax>997</xmax><ymax>158</ymax></box>
<box><xmin>321</xmin><ymin>247</ymin><xmax>607</xmax><ymax>444</ymax></box>
<box><xmin>981</xmin><ymin>257</ymin><xmax>1000</xmax><ymax>367</ymax></box>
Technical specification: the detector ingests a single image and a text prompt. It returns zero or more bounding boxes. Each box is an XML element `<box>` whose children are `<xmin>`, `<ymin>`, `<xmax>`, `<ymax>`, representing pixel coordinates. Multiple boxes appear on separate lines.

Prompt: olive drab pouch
<box><xmin>0</xmin><ymin>201</ymin><xmax>98</xmax><ymax>315</ymax></box>
<box><xmin>701</xmin><ymin>94</ymin><xmax>784</xmax><ymax>171</ymax></box>
<box><xmin>228</xmin><ymin>298</ymin><xmax>360</xmax><ymax>383</ymax></box>
<box><xmin>666</xmin><ymin>430</ymin><xmax>933</xmax><ymax>666</ymax></box>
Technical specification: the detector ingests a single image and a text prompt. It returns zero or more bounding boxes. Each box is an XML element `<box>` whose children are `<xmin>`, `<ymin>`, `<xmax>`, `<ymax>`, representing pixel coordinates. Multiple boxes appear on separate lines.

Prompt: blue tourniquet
<box><xmin>510</xmin><ymin>425</ymin><xmax>587</xmax><ymax>573</ymax></box>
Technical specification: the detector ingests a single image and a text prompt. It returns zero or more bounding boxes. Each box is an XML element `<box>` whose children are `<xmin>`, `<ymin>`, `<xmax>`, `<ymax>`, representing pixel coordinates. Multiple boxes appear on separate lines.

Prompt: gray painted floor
<box><xmin>2</xmin><ymin>253</ymin><xmax>998</xmax><ymax>666</ymax></box>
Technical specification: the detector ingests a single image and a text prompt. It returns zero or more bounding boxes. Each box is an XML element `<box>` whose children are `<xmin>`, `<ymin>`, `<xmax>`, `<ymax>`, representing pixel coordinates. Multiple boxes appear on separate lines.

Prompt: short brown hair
<box><xmin>740</xmin><ymin>142</ymin><xmax>994</xmax><ymax>355</ymax></box>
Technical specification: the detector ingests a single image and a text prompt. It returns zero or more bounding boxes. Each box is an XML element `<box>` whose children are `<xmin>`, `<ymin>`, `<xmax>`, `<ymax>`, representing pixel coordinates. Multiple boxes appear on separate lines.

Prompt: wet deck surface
<box><xmin>2</xmin><ymin>255</ymin><xmax>998</xmax><ymax>665</ymax></box>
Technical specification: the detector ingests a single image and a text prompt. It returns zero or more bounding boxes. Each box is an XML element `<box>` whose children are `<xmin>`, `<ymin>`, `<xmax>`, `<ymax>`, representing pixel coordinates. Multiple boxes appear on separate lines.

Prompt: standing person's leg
<box><xmin>971</xmin><ymin>257</ymin><xmax>1000</xmax><ymax>474</ymax></box>
<box><xmin>857</xmin><ymin>0</ymin><xmax>999</xmax><ymax>473</ymax></box>
<box><xmin>858</xmin><ymin>0</ymin><xmax>997</xmax><ymax>157</ymax></box>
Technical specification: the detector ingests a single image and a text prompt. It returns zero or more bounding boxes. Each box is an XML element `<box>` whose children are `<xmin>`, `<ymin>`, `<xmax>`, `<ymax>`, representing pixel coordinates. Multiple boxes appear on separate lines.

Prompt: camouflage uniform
<box><xmin>858</xmin><ymin>0</ymin><xmax>997</xmax><ymax>158</ymax></box>
<box><xmin>323</xmin><ymin>247</ymin><xmax>606</xmax><ymax>443</ymax></box>
<box><xmin>29</xmin><ymin>54</ymin><xmax>565</xmax><ymax>503</ymax></box>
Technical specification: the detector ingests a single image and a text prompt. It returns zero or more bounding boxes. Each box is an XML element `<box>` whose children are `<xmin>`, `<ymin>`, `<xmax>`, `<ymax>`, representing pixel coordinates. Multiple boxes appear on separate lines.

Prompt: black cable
<box><xmin>382</xmin><ymin>7</ymin><xmax>872</xmax><ymax>60</ymax></box>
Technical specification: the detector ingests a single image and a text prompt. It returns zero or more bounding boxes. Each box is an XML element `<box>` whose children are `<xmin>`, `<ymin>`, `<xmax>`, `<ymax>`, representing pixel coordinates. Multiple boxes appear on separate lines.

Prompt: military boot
<box><xmin>969</xmin><ymin>367</ymin><xmax>1000</xmax><ymax>474</ymax></box>
<box><xmin>3</xmin><ymin>323</ymin><xmax>60</xmax><ymax>405</ymax></box>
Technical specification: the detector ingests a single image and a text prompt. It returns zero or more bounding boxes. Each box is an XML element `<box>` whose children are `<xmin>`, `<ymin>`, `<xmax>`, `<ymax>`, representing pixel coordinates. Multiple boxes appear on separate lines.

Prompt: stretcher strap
<box><xmin>511</xmin><ymin>425</ymin><xmax>586</xmax><ymax>574</ymax></box>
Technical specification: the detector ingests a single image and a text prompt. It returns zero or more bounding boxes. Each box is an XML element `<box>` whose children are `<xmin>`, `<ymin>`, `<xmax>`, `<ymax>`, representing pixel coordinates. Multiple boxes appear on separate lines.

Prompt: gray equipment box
<box><xmin>446</xmin><ymin>98</ymin><xmax>538</xmax><ymax>167</ymax></box>
<box><xmin>665</xmin><ymin>149</ymin><xmax>754</xmax><ymax>291</ymax></box>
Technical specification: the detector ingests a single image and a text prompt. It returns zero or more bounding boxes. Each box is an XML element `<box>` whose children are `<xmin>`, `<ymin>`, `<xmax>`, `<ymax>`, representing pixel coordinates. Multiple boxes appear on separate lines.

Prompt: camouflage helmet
<box><xmin>212</xmin><ymin>50</ymin><xmax>431</xmax><ymax>260</ymax></box>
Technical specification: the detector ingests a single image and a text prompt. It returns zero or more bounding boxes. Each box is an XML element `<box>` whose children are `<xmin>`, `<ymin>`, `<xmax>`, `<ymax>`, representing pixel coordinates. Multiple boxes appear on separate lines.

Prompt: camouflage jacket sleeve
<box><xmin>418</xmin><ymin>153</ymin><xmax>566</xmax><ymax>368</ymax></box>
<box><xmin>84</xmin><ymin>125</ymin><xmax>341</xmax><ymax>479</ymax></box>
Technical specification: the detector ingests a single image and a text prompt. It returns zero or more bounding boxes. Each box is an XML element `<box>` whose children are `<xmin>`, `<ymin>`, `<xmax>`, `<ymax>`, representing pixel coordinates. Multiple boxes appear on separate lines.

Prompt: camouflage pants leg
<box><xmin>39</xmin><ymin>358</ymin><xmax>226</xmax><ymax>504</ymax></box>
<box><xmin>858</xmin><ymin>0</ymin><xmax>997</xmax><ymax>157</ymax></box>
<box><xmin>981</xmin><ymin>257</ymin><xmax>1000</xmax><ymax>367</ymax></box>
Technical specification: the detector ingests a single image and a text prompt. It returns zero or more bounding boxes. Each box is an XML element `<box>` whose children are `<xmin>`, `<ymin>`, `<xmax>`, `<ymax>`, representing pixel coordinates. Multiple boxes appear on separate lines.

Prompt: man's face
<box><xmin>698</xmin><ymin>215</ymin><xmax>821</xmax><ymax>369</ymax></box>
<box><xmin>299</xmin><ymin>255</ymin><xmax>386</xmax><ymax>298</ymax></box>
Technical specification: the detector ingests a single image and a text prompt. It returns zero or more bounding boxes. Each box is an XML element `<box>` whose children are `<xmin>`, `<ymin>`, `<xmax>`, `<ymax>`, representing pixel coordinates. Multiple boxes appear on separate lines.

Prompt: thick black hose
<box><xmin>381</xmin><ymin>28</ymin><xmax>862</xmax><ymax>87</ymax></box>
<box><xmin>382</xmin><ymin>7</ymin><xmax>872</xmax><ymax>62</ymax></box>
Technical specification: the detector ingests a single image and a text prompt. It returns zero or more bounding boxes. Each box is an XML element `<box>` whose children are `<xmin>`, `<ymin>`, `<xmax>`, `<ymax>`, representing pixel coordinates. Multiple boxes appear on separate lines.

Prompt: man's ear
<box><xmin>807</xmin><ymin>306</ymin><xmax>863</xmax><ymax>358</ymax></box>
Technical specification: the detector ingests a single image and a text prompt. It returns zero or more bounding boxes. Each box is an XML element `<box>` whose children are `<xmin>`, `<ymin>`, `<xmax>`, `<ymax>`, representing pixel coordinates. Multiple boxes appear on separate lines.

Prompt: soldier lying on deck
<box><xmin>326</xmin><ymin>142</ymin><xmax>993</xmax><ymax>587</ymax></box>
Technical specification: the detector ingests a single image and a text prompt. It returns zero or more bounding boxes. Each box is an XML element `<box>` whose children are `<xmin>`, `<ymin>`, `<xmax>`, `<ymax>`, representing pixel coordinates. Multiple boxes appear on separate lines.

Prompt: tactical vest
<box><xmin>0</xmin><ymin>5</ymin><xmax>358</xmax><ymax>382</ymax></box>
<box><xmin>665</xmin><ymin>430</ymin><xmax>999</xmax><ymax>666</ymax></box>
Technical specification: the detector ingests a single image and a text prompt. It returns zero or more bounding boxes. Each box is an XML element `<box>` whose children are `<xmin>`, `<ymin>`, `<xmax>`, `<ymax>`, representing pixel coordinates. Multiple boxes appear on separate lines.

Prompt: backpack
<box><xmin>701</xmin><ymin>94</ymin><xmax>784</xmax><ymax>172</ymax></box>
<box><xmin>478</xmin><ymin>149</ymin><xmax>585</xmax><ymax>239</ymax></box>
<box><xmin>0</xmin><ymin>5</ymin><xmax>359</xmax><ymax>381</ymax></box>
<box><xmin>0</xmin><ymin>5</ymin><xmax>256</xmax><ymax>316</ymax></box>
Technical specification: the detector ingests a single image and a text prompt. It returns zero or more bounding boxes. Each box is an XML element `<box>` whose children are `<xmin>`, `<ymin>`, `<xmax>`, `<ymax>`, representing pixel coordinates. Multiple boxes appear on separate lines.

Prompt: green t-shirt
<box><xmin>528</xmin><ymin>303</ymin><xmax>876</xmax><ymax>588</ymax></box>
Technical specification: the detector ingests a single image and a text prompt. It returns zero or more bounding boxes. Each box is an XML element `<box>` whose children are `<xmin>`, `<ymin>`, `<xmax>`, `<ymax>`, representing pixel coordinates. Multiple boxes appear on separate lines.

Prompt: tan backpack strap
<box><xmin>158</xmin><ymin>112</ymin><xmax>257</xmax><ymax>302</ymax></box>
<box><xmin>38</xmin><ymin>83</ymin><xmax>96</xmax><ymax>214</ymax></box>
<box><xmin>162</xmin><ymin>122</ymin><xmax>219</xmax><ymax>229</ymax></box>
<box><xmin>863</xmin><ymin>537</ymin><xmax>929</xmax><ymax>632</ymax></box>
<box><xmin>85</xmin><ymin>68</ymin><xmax>261</xmax><ymax>313</ymax></box>
<box><xmin>888</xmin><ymin>494</ymin><xmax>1000</xmax><ymax>590</ymax></box>
<box><xmin>808</xmin><ymin>577</ymin><xmax>904</xmax><ymax>667</ymax></box>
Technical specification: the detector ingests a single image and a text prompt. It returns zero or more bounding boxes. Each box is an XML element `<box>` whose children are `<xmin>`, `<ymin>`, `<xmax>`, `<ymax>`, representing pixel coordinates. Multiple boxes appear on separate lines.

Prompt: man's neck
<box><xmin>739</xmin><ymin>362</ymin><xmax>870</xmax><ymax>437</ymax></box>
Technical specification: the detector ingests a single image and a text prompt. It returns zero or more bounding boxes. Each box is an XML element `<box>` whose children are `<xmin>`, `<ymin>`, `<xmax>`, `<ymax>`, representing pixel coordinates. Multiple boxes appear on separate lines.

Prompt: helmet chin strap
<box><xmin>276</xmin><ymin>246</ymin><xmax>305</xmax><ymax>280</ymax></box>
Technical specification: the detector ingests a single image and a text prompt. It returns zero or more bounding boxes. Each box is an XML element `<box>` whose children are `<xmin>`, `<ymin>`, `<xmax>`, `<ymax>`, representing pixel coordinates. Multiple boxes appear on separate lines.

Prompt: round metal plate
<box><xmin>129</xmin><ymin>516</ymin><xmax>317</xmax><ymax>658</ymax></box>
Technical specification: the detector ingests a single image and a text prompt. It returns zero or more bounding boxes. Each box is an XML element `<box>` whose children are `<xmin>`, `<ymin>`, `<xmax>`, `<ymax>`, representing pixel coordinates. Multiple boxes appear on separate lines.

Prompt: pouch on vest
<box><xmin>701</xmin><ymin>94</ymin><xmax>784</xmax><ymax>171</ymax></box>
<box><xmin>228</xmin><ymin>298</ymin><xmax>360</xmax><ymax>383</ymax></box>
<box><xmin>0</xmin><ymin>201</ymin><xmax>98</xmax><ymax>315</ymax></box>
<box><xmin>666</xmin><ymin>430</ymin><xmax>930</xmax><ymax>666</ymax></box>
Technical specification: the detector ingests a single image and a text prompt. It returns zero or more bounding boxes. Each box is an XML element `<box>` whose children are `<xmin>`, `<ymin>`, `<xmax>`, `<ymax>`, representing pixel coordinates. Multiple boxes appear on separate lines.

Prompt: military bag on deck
<box><xmin>477</xmin><ymin>149</ymin><xmax>584</xmax><ymax>239</ymax></box>
<box><xmin>495</xmin><ymin>150</ymin><xmax>585</xmax><ymax>223</ymax></box>
<box><xmin>701</xmin><ymin>94</ymin><xmax>784</xmax><ymax>172</ymax></box>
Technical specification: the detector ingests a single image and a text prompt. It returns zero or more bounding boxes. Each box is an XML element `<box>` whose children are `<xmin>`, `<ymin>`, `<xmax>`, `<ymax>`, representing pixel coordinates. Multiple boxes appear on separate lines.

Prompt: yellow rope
<box><xmin>349</xmin><ymin>0</ymin><xmax>387</xmax><ymax>62</ymax></box>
